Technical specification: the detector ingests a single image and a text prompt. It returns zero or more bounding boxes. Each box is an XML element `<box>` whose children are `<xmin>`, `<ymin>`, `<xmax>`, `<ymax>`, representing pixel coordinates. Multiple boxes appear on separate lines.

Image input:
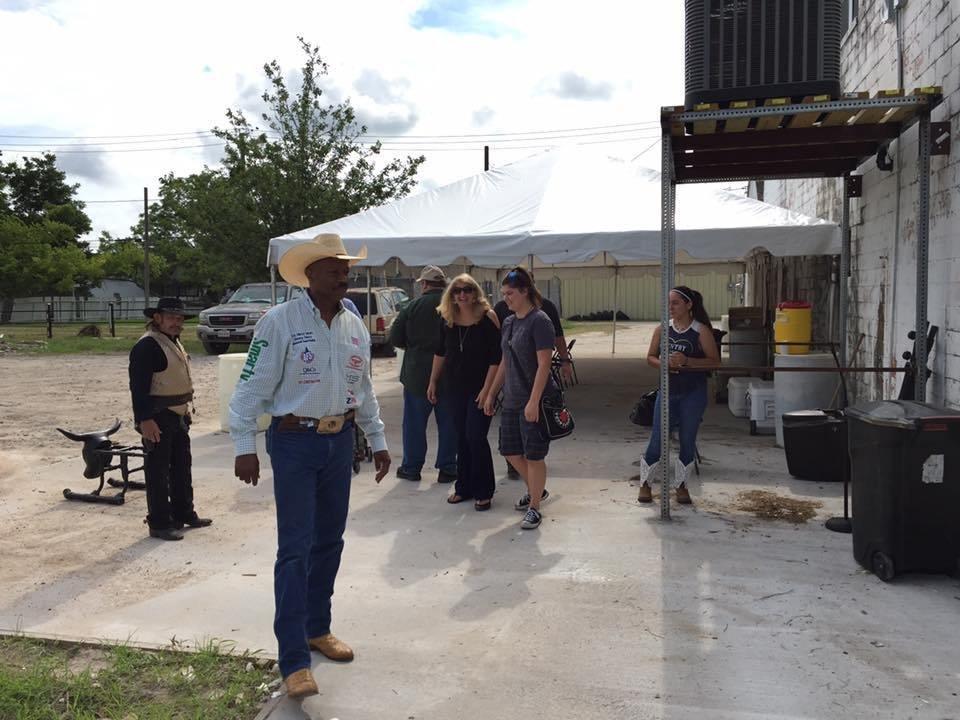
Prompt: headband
<box><xmin>671</xmin><ymin>288</ymin><xmax>692</xmax><ymax>303</ymax></box>
<box><xmin>503</xmin><ymin>268</ymin><xmax>532</xmax><ymax>287</ymax></box>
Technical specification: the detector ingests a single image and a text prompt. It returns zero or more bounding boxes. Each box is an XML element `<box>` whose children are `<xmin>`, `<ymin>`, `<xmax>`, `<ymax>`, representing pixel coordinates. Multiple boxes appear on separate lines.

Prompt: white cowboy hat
<box><xmin>278</xmin><ymin>233</ymin><xmax>368</xmax><ymax>287</ymax></box>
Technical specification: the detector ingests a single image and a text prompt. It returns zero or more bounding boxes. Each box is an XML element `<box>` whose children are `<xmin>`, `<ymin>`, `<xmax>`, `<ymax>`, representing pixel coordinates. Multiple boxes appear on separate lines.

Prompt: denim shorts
<box><xmin>498</xmin><ymin>409</ymin><xmax>550</xmax><ymax>461</ymax></box>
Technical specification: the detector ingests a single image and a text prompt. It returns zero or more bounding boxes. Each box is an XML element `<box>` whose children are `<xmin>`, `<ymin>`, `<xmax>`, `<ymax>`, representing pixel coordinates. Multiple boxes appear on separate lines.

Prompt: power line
<box><xmin>0</xmin><ymin>143</ymin><xmax>223</xmax><ymax>154</ymax></box>
<box><xmin>0</xmin><ymin>120</ymin><xmax>661</xmax><ymax>142</ymax></box>
<box><xmin>2</xmin><ymin>126</ymin><xmax>661</xmax><ymax>151</ymax></box>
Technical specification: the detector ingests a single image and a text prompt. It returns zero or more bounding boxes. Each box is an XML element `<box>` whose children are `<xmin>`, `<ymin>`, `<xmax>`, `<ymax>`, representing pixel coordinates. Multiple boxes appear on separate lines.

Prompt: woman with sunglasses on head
<box><xmin>637</xmin><ymin>285</ymin><xmax>719</xmax><ymax>506</ymax></box>
<box><xmin>482</xmin><ymin>267</ymin><xmax>558</xmax><ymax>530</ymax></box>
<box><xmin>428</xmin><ymin>274</ymin><xmax>502</xmax><ymax>510</ymax></box>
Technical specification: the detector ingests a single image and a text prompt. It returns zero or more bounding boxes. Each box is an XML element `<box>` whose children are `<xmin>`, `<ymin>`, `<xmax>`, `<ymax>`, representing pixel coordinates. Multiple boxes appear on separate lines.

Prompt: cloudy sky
<box><xmin>0</xmin><ymin>0</ymin><xmax>685</xmax><ymax>247</ymax></box>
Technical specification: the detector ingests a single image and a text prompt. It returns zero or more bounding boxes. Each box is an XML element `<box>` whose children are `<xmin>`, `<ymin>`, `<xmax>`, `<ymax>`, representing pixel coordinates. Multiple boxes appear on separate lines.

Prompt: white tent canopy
<box><xmin>267</xmin><ymin>149</ymin><xmax>839</xmax><ymax>269</ymax></box>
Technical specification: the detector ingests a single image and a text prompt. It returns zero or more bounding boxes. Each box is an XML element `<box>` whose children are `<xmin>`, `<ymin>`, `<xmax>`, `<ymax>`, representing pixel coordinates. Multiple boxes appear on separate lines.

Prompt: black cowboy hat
<box><xmin>143</xmin><ymin>297</ymin><xmax>196</xmax><ymax>319</ymax></box>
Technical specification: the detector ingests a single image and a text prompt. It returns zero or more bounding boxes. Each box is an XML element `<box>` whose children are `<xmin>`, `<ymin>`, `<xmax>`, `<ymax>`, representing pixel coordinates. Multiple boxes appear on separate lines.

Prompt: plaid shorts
<box><xmin>498</xmin><ymin>409</ymin><xmax>550</xmax><ymax>461</ymax></box>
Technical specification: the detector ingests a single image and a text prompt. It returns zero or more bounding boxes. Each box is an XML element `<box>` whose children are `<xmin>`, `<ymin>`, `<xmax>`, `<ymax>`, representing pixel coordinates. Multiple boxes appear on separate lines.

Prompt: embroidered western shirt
<box><xmin>228</xmin><ymin>292</ymin><xmax>387</xmax><ymax>456</ymax></box>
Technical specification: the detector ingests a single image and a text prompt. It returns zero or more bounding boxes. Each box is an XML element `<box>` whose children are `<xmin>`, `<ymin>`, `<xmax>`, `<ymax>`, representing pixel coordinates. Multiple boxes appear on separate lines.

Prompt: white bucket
<box><xmin>774</xmin><ymin>352</ymin><xmax>840</xmax><ymax>447</ymax></box>
<box><xmin>218</xmin><ymin>353</ymin><xmax>271</xmax><ymax>433</ymax></box>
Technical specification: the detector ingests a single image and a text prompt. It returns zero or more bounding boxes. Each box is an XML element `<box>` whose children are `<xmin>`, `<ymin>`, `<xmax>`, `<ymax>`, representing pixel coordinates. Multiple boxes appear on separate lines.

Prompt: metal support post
<box><xmin>46</xmin><ymin>302</ymin><xmax>53</xmax><ymax>339</ymax></box>
<box><xmin>612</xmin><ymin>266</ymin><xmax>619</xmax><ymax>355</ymax></box>
<box><xmin>915</xmin><ymin>113</ymin><xmax>931</xmax><ymax>402</ymax></box>
<box><xmin>109</xmin><ymin>302</ymin><xmax>116</xmax><ymax>338</ymax></box>
<box><xmin>840</xmin><ymin>175</ymin><xmax>851</xmax><ymax>372</ymax></box>
<box><xmin>270</xmin><ymin>265</ymin><xmax>278</xmax><ymax>305</ymax></box>
<box><xmin>660</xmin><ymin>131</ymin><xmax>676</xmax><ymax>521</ymax></box>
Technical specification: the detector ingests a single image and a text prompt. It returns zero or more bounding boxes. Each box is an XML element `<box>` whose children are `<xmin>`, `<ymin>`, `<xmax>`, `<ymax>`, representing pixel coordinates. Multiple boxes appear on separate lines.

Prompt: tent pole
<box><xmin>366</xmin><ymin>268</ymin><xmax>373</xmax><ymax>336</ymax></box>
<box><xmin>612</xmin><ymin>266</ymin><xmax>619</xmax><ymax>355</ymax></box>
<box><xmin>660</xmin><ymin>128</ymin><xmax>675</xmax><ymax>521</ymax></box>
<box><xmin>915</xmin><ymin>111</ymin><xmax>931</xmax><ymax>402</ymax></box>
<box><xmin>270</xmin><ymin>265</ymin><xmax>277</xmax><ymax>305</ymax></box>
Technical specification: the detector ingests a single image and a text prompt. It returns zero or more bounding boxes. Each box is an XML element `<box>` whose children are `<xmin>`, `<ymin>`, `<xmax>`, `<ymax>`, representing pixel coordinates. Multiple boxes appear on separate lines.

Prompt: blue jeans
<box><xmin>644</xmin><ymin>382</ymin><xmax>708</xmax><ymax>467</ymax></box>
<box><xmin>266</xmin><ymin>418</ymin><xmax>353</xmax><ymax>678</ymax></box>
<box><xmin>400</xmin><ymin>390</ymin><xmax>458</xmax><ymax>475</ymax></box>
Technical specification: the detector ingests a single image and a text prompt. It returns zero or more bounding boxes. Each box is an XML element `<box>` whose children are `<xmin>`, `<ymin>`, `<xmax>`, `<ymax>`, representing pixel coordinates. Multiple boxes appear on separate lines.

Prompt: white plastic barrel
<box><xmin>774</xmin><ymin>352</ymin><xmax>840</xmax><ymax>447</ymax></box>
<box><xmin>218</xmin><ymin>353</ymin><xmax>271</xmax><ymax>433</ymax></box>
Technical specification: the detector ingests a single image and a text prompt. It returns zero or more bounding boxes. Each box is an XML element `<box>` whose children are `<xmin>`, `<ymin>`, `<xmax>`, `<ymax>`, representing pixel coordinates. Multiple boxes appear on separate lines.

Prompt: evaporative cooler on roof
<box><xmin>684</xmin><ymin>0</ymin><xmax>843</xmax><ymax>109</ymax></box>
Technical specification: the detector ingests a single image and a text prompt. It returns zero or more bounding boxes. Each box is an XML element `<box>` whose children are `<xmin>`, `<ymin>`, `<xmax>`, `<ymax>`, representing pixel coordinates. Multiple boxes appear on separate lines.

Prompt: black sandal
<box><xmin>474</xmin><ymin>499</ymin><xmax>492</xmax><ymax>511</ymax></box>
<box><xmin>447</xmin><ymin>494</ymin><xmax>471</xmax><ymax>504</ymax></box>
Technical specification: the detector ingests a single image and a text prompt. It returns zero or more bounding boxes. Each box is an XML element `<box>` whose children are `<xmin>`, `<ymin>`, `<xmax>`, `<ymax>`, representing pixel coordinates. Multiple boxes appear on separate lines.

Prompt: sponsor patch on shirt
<box><xmin>347</xmin><ymin>354</ymin><xmax>364</xmax><ymax>370</ymax></box>
<box><xmin>291</xmin><ymin>331</ymin><xmax>316</xmax><ymax>347</ymax></box>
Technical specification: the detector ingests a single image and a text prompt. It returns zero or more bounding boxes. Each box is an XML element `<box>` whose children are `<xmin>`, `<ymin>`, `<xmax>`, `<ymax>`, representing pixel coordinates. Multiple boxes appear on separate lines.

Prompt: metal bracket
<box><xmin>930</xmin><ymin>122</ymin><xmax>951</xmax><ymax>156</ymax></box>
<box><xmin>876</xmin><ymin>145</ymin><xmax>894</xmax><ymax>171</ymax></box>
<box><xmin>846</xmin><ymin>175</ymin><xmax>863</xmax><ymax>198</ymax></box>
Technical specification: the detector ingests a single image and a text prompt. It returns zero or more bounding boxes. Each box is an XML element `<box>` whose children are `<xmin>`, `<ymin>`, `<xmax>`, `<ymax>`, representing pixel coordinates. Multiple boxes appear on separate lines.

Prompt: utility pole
<box><xmin>143</xmin><ymin>187</ymin><xmax>150</xmax><ymax>304</ymax></box>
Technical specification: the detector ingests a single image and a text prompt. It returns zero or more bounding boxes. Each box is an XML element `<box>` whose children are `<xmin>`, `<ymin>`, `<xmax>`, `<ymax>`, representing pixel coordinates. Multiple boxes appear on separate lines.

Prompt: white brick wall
<box><xmin>761</xmin><ymin>0</ymin><xmax>960</xmax><ymax>409</ymax></box>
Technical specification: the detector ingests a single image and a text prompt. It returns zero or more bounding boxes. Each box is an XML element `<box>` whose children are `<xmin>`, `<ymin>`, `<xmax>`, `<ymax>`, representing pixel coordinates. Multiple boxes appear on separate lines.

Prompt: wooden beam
<box><xmin>788</xmin><ymin>94</ymin><xmax>831</xmax><ymax>129</ymax></box>
<box><xmin>756</xmin><ymin>97</ymin><xmax>789</xmax><ymax>131</ymax></box>
<box><xmin>722</xmin><ymin>100</ymin><xmax>755</xmax><ymax>133</ymax></box>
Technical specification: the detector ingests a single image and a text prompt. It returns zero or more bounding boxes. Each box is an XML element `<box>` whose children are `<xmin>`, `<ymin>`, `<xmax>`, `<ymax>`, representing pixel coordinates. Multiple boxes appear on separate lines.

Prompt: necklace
<box><xmin>458</xmin><ymin>325</ymin><xmax>470</xmax><ymax>352</ymax></box>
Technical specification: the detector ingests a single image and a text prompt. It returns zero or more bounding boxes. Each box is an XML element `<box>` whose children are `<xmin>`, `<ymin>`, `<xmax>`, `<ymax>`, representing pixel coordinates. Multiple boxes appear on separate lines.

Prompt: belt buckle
<box><xmin>316</xmin><ymin>416</ymin><xmax>344</xmax><ymax>434</ymax></box>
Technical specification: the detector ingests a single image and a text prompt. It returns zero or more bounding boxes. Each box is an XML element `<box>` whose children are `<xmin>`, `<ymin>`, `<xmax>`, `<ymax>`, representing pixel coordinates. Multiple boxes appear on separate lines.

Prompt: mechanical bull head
<box><xmin>56</xmin><ymin>419</ymin><xmax>122</xmax><ymax>479</ymax></box>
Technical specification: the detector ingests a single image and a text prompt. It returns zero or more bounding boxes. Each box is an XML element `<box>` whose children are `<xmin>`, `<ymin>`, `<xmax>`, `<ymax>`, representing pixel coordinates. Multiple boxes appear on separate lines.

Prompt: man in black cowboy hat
<box><xmin>129</xmin><ymin>297</ymin><xmax>211</xmax><ymax>541</ymax></box>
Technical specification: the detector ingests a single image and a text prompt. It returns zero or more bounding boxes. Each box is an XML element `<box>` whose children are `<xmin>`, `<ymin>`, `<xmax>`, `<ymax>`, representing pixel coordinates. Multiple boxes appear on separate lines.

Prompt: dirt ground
<box><xmin>0</xmin><ymin>350</ymin><xmax>400</xmax><ymax>621</ymax></box>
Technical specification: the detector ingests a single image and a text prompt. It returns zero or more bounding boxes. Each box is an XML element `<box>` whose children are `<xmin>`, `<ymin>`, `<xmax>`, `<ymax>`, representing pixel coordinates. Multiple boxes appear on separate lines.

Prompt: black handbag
<box><xmin>506</xmin><ymin>325</ymin><xmax>575</xmax><ymax>440</ymax></box>
<box><xmin>629</xmin><ymin>389</ymin><xmax>658</xmax><ymax>426</ymax></box>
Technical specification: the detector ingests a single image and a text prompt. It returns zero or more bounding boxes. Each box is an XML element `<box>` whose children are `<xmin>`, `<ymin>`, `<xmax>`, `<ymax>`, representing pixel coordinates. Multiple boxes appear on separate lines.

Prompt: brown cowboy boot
<box><xmin>674</xmin><ymin>458</ymin><xmax>694</xmax><ymax>505</ymax></box>
<box><xmin>284</xmin><ymin>669</ymin><xmax>318</xmax><ymax>699</ymax></box>
<box><xmin>308</xmin><ymin>633</ymin><xmax>354</xmax><ymax>662</ymax></box>
<box><xmin>636</xmin><ymin>458</ymin><xmax>657</xmax><ymax>503</ymax></box>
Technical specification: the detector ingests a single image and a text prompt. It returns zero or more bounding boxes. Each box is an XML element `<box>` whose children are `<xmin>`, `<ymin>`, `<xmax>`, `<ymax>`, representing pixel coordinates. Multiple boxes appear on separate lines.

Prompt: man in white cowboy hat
<box><xmin>388</xmin><ymin>264</ymin><xmax>458</xmax><ymax>484</ymax></box>
<box><xmin>129</xmin><ymin>297</ymin><xmax>212</xmax><ymax>541</ymax></box>
<box><xmin>229</xmin><ymin>233</ymin><xmax>391</xmax><ymax>701</ymax></box>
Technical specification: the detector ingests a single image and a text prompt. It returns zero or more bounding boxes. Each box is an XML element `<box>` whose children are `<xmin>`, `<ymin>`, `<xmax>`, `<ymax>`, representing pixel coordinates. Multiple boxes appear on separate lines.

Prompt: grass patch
<box><xmin>734</xmin><ymin>490</ymin><xmax>822</xmax><ymax>524</ymax></box>
<box><xmin>0</xmin><ymin>635</ymin><xmax>278</xmax><ymax>719</ymax></box>
<box><xmin>0</xmin><ymin>322</ymin><xmax>206</xmax><ymax>356</ymax></box>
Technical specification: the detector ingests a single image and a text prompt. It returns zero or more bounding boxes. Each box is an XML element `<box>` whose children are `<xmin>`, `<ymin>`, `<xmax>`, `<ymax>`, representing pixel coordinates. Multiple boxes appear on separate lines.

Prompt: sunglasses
<box><xmin>452</xmin><ymin>286</ymin><xmax>476</xmax><ymax>295</ymax></box>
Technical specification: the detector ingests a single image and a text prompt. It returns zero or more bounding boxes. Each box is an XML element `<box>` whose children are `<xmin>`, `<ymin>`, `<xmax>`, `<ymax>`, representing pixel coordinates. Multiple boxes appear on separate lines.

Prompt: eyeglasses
<box><xmin>452</xmin><ymin>286</ymin><xmax>476</xmax><ymax>295</ymax></box>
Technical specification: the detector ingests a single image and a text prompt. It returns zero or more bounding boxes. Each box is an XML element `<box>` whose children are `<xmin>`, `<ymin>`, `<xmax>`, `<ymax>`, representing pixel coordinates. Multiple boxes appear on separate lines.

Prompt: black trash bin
<box><xmin>846</xmin><ymin>400</ymin><xmax>960</xmax><ymax>581</ymax></box>
<box><xmin>782</xmin><ymin>410</ymin><xmax>847</xmax><ymax>482</ymax></box>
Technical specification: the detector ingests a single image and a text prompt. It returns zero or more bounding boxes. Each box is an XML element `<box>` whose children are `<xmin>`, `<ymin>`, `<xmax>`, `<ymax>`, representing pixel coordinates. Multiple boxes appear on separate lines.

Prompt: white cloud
<box><xmin>0</xmin><ymin>0</ymin><xmax>684</xmax><ymax>242</ymax></box>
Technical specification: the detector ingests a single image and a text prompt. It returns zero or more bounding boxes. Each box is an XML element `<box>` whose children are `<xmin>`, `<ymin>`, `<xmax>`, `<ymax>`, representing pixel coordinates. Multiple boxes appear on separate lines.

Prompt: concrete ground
<box><xmin>2</xmin><ymin>323</ymin><xmax>958</xmax><ymax>720</ymax></box>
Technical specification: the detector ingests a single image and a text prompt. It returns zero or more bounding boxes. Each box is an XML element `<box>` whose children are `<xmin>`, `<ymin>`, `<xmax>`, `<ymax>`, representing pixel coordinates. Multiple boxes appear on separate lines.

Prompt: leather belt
<box><xmin>276</xmin><ymin>410</ymin><xmax>356</xmax><ymax>434</ymax></box>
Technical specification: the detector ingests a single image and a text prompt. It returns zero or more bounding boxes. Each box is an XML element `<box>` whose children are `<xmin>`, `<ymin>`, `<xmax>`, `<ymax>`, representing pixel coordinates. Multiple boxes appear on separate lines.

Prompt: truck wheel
<box><xmin>872</xmin><ymin>551</ymin><xmax>895</xmax><ymax>582</ymax></box>
<box><xmin>202</xmin><ymin>341</ymin><xmax>229</xmax><ymax>355</ymax></box>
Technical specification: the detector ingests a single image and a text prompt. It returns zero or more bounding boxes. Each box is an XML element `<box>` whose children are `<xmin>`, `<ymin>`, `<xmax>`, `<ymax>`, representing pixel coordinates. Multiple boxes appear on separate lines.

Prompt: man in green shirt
<box><xmin>389</xmin><ymin>266</ymin><xmax>457</xmax><ymax>483</ymax></box>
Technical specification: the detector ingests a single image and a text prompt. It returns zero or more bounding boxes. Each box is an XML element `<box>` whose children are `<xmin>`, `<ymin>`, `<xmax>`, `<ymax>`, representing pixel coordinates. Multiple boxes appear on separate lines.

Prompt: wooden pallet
<box><xmin>666</xmin><ymin>87</ymin><xmax>942</xmax><ymax>137</ymax></box>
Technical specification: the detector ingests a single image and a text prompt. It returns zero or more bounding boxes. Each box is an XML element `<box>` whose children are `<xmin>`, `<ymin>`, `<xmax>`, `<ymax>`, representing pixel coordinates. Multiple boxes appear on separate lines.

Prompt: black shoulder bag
<box><xmin>506</xmin><ymin>322</ymin><xmax>575</xmax><ymax>440</ymax></box>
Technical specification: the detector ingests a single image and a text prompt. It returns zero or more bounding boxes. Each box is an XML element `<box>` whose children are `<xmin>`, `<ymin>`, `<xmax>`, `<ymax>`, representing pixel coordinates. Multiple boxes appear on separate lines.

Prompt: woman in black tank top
<box><xmin>636</xmin><ymin>286</ymin><xmax>719</xmax><ymax>506</ymax></box>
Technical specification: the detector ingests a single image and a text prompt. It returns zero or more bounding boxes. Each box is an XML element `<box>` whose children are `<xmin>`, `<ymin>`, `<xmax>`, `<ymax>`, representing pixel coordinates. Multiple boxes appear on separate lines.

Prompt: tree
<box><xmin>0</xmin><ymin>152</ymin><xmax>92</xmax><ymax>242</ymax></box>
<box><xmin>0</xmin><ymin>216</ymin><xmax>102</xmax><ymax>311</ymax></box>
<box><xmin>1</xmin><ymin>153</ymin><xmax>98</xmax><ymax>319</ymax></box>
<box><xmin>94</xmin><ymin>232</ymin><xmax>169</xmax><ymax>285</ymax></box>
<box><xmin>125</xmin><ymin>38</ymin><xmax>425</xmax><ymax>296</ymax></box>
